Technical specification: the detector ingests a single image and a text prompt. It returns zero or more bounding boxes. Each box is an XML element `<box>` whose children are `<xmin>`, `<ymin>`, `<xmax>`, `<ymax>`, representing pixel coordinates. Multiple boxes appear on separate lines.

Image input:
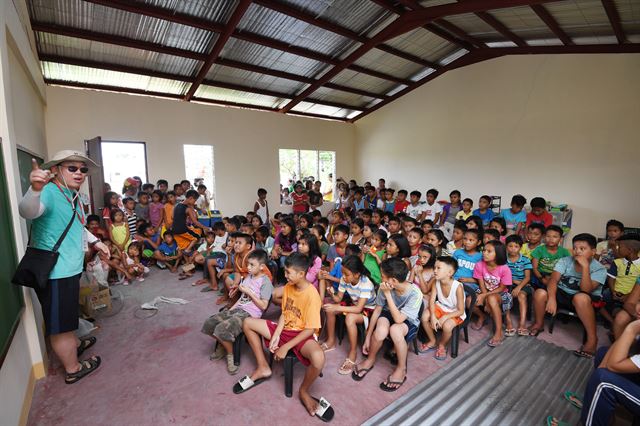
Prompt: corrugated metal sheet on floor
<box><xmin>363</xmin><ymin>337</ymin><xmax>592</xmax><ymax>426</ymax></box>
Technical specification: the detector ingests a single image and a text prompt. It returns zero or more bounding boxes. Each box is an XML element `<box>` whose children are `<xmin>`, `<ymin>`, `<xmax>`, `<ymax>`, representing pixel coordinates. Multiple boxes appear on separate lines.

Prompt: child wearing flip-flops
<box><xmin>422</xmin><ymin>256</ymin><xmax>466</xmax><ymax>360</ymax></box>
<box><xmin>505</xmin><ymin>235</ymin><xmax>533</xmax><ymax>336</ymax></box>
<box><xmin>201</xmin><ymin>249</ymin><xmax>273</xmax><ymax>375</ymax></box>
<box><xmin>234</xmin><ymin>253</ymin><xmax>334</xmax><ymax>422</ymax></box>
<box><xmin>352</xmin><ymin>257</ymin><xmax>422</xmax><ymax>392</ymax></box>
<box><xmin>321</xmin><ymin>255</ymin><xmax>376</xmax><ymax>375</ymax></box>
<box><xmin>472</xmin><ymin>240</ymin><xmax>513</xmax><ymax>347</ymax></box>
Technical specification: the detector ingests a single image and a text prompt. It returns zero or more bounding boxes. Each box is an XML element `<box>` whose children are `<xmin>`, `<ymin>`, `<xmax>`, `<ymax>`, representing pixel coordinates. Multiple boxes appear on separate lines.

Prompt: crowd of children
<box><xmin>85</xmin><ymin>177</ymin><xmax>639</xmax><ymax>423</ymax></box>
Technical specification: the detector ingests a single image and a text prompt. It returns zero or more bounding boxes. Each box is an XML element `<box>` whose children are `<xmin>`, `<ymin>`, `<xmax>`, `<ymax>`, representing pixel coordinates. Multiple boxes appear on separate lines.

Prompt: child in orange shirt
<box><xmin>234</xmin><ymin>253</ymin><xmax>333</xmax><ymax>422</ymax></box>
<box><xmin>163</xmin><ymin>190</ymin><xmax>176</xmax><ymax>232</ymax></box>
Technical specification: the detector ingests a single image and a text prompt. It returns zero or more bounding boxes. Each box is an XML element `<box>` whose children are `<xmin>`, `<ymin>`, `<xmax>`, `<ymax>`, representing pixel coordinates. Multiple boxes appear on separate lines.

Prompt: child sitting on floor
<box><xmin>124</xmin><ymin>241</ymin><xmax>148</xmax><ymax>284</ymax></box>
<box><xmin>531</xmin><ymin>233</ymin><xmax>606</xmax><ymax>358</ymax></box>
<box><xmin>422</xmin><ymin>256</ymin><xmax>466</xmax><ymax>360</ymax></box>
<box><xmin>154</xmin><ymin>231</ymin><xmax>182</xmax><ymax>273</ymax></box>
<box><xmin>235</xmin><ymin>253</ymin><xmax>333</xmax><ymax>422</ymax></box>
<box><xmin>505</xmin><ymin>235</ymin><xmax>533</xmax><ymax>336</ymax></box>
<box><xmin>322</xmin><ymin>255</ymin><xmax>376</xmax><ymax>374</ymax></box>
<box><xmin>531</xmin><ymin>225</ymin><xmax>570</xmax><ymax>289</ymax></box>
<box><xmin>202</xmin><ymin>249</ymin><xmax>273</xmax><ymax>375</ymax></box>
<box><xmin>352</xmin><ymin>257</ymin><xmax>422</xmax><ymax>392</ymax></box>
<box><xmin>472</xmin><ymin>241</ymin><xmax>513</xmax><ymax>346</ymax></box>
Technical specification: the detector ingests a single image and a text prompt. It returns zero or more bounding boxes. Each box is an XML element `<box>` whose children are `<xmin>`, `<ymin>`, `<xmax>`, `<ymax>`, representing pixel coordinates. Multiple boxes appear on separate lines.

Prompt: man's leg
<box><xmin>50</xmin><ymin>332</ymin><xmax>81</xmax><ymax>373</ymax></box>
<box><xmin>298</xmin><ymin>340</ymin><xmax>326</xmax><ymax>416</ymax></box>
<box><xmin>580</xmin><ymin>368</ymin><xmax>640</xmax><ymax>426</ymax></box>
<box><xmin>242</xmin><ymin>318</ymin><xmax>273</xmax><ymax>381</ymax></box>
<box><xmin>572</xmin><ymin>293</ymin><xmax>597</xmax><ymax>353</ymax></box>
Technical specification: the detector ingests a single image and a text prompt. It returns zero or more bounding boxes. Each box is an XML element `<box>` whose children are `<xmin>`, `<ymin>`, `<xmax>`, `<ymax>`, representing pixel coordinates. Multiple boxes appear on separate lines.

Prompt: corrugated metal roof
<box><xmin>546</xmin><ymin>0</ymin><xmax>616</xmax><ymax>39</ymax></box>
<box><xmin>364</xmin><ymin>337</ymin><xmax>591</xmax><ymax>426</ymax></box>
<box><xmin>352</xmin><ymin>48</ymin><xmax>425</xmax><ymax>81</ymax></box>
<box><xmin>385</xmin><ymin>27</ymin><xmax>459</xmax><ymax>63</ymax></box>
<box><xmin>141</xmin><ymin>0</ymin><xmax>239</xmax><ymax>23</ymax></box>
<box><xmin>41</xmin><ymin>61</ymin><xmax>189</xmax><ymax>94</ymax></box>
<box><xmin>291</xmin><ymin>101</ymin><xmax>356</xmax><ymax>119</ymax></box>
<box><xmin>36</xmin><ymin>32</ymin><xmax>200</xmax><ymax>77</ymax></box>
<box><xmin>309</xmin><ymin>86</ymin><xmax>373</xmax><ymax>108</ymax></box>
<box><xmin>206</xmin><ymin>64</ymin><xmax>305</xmax><ymax>96</ymax></box>
<box><xmin>490</xmin><ymin>5</ymin><xmax>560</xmax><ymax>41</ymax></box>
<box><xmin>443</xmin><ymin>13</ymin><xmax>501</xmax><ymax>41</ymax></box>
<box><xmin>329</xmin><ymin>69</ymin><xmax>399</xmax><ymax>96</ymax></box>
<box><xmin>195</xmin><ymin>84</ymin><xmax>286</xmax><ymax>108</ymax></box>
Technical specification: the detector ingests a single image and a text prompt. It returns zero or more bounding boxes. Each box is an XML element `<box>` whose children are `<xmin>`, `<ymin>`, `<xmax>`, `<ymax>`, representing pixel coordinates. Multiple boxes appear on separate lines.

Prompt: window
<box><xmin>184</xmin><ymin>144</ymin><xmax>216</xmax><ymax>209</ymax></box>
<box><xmin>279</xmin><ymin>149</ymin><xmax>335</xmax><ymax>203</ymax></box>
<box><xmin>101</xmin><ymin>141</ymin><xmax>148</xmax><ymax>192</ymax></box>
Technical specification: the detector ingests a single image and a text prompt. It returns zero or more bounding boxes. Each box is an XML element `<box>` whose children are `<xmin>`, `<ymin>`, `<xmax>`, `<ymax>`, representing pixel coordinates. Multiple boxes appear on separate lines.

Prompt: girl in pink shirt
<box><xmin>297</xmin><ymin>233</ymin><xmax>323</xmax><ymax>290</ymax></box>
<box><xmin>472</xmin><ymin>240</ymin><xmax>513</xmax><ymax>347</ymax></box>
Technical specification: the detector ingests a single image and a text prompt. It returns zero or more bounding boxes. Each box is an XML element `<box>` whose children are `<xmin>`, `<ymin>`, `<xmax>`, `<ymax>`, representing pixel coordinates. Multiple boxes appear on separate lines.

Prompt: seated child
<box><xmin>505</xmin><ymin>235</ymin><xmax>533</xmax><ymax>335</ymax></box>
<box><xmin>254</xmin><ymin>225</ymin><xmax>274</xmax><ymax>255</ymax></box>
<box><xmin>202</xmin><ymin>249</ymin><xmax>273</xmax><ymax>374</ymax></box>
<box><xmin>220</xmin><ymin>233</ymin><xmax>253</xmax><ymax>307</ymax></box>
<box><xmin>500</xmin><ymin>195</ymin><xmax>527</xmax><ymax>236</ymax></box>
<box><xmin>235</xmin><ymin>253</ymin><xmax>333</xmax><ymax>422</ymax></box>
<box><xmin>472</xmin><ymin>195</ymin><xmax>495</xmax><ymax>227</ymax></box>
<box><xmin>455</xmin><ymin>198</ymin><xmax>473</xmax><ymax>221</ymax></box>
<box><xmin>472</xmin><ymin>241</ymin><xmax>513</xmax><ymax>346</ymax></box>
<box><xmin>483</xmin><ymin>228</ymin><xmax>501</xmax><ymax>245</ymax></box>
<box><xmin>596</xmin><ymin>219</ymin><xmax>625</xmax><ymax>270</ymax></box>
<box><xmin>123</xmin><ymin>241</ymin><xmax>149</xmax><ymax>284</ymax></box>
<box><xmin>406</xmin><ymin>227</ymin><xmax>424</xmax><ymax>266</ymax></box>
<box><xmin>321</xmin><ymin>256</ymin><xmax>376</xmax><ymax>374</ymax></box>
<box><xmin>393</xmin><ymin>190</ymin><xmax>409</xmax><ymax>214</ymax></box>
<box><xmin>453</xmin><ymin>229</ymin><xmax>483</xmax><ymax>292</ymax></box>
<box><xmin>319</xmin><ymin>244</ymin><xmax>361</xmax><ymax>301</ymax></box>
<box><xmin>489</xmin><ymin>217</ymin><xmax>507</xmax><ymax>243</ymax></box>
<box><xmin>410</xmin><ymin>244</ymin><xmax>436</xmax><ymax>304</ymax></box>
<box><xmin>154</xmin><ymin>231</ymin><xmax>182</xmax><ymax>273</ymax></box>
<box><xmin>531</xmin><ymin>233</ymin><xmax>607</xmax><ymax>357</ymax></box>
<box><xmin>612</xmin><ymin>277</ymin><xmax>640</xmax><ymax>340</ymax></box>
<box><xmin>421</xmin><ymin>256</ymin><xmax>466</xmax><ymax>360</ymax></box>
<box><xmin>520</xmin><ymin>222</ymin><xmax>544</xmax><ymax>259</ymax></box>
<box><xmin>352</xmin><ymin>257</ymin><xmax>422</xmax><ymax>392</ymax></box>
<box><xmin>526</xmin><ymin>197</ymin><xmax>553</xmax><ymax>228</ymax></box>
<box><xmin>531</xmin><ymin>225</ymin><xmax>571</xmax><ymax>289</ymax></box>
<box><xmin>135</xmin><ymin>222</ymin><xmax>161</xmax><ymax>264</ymax></box>
<box><xmin>606</xmin><ymin>234</ymin><xmax>640</xmax><ymax>338</ymax></box>
<box><xmin>192</xmin><ymin>231</ymin><xmax>218</xmax><ymax>286</ymax></box>
<box><xmin>362</xmin><ymin>230</ymin><xmax>387</xmax><ymax>286</ymax></box>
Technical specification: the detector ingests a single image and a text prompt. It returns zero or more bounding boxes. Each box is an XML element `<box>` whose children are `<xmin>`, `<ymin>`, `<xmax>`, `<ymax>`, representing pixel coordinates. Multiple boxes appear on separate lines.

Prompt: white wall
<box><xmin>355</xmin><ymin>54</ymin><xmax>640</xmax><ymax>238</ymax></box>
<box><xmin>0</xmin><ymin>0</ymin><xmax>49</xmax><ymax>424</ymax></box>
<box><xmin>45</xmin><ymin>87</ymin><xmax>356</xmax><ymax>216</ymax></box>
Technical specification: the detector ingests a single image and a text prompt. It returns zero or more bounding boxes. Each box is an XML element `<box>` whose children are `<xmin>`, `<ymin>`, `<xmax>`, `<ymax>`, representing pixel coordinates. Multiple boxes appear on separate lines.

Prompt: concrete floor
<box><xmin>27</xmin><ymin>268</ymin><xmax>607</xmax><ymax>426</ymax></box>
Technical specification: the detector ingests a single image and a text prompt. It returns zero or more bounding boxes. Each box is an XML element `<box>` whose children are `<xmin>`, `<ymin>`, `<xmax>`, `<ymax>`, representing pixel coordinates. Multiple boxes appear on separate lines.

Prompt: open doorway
<box><xmin>101</xmin><ymin>141</ymin><xmax>148</xmax><ymax>193</ymax></box>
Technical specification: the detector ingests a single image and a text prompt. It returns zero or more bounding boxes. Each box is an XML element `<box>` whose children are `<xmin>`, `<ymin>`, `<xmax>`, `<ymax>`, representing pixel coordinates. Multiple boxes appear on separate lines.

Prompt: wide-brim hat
<box><xmin>42</xmin><ymin>150</ymin><xmax>100</xmax><ymax>173</ymax></box>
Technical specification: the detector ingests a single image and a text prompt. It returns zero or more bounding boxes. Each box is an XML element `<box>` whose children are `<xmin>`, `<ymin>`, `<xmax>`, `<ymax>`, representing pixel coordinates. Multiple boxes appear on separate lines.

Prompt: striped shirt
<box><xmin>124</xmin><ymin>208</ymin><xmax>138</xmax><ymax>237</ymax></box>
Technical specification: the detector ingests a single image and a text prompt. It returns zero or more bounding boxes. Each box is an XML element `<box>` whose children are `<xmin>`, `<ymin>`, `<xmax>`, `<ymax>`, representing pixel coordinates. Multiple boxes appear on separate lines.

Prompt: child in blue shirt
<box><xmin>453</xmin><ymin>229</ymin><xmax>483</xmax><ymax>293</ymax></box>
<box><xmin>472</xmin><ymin>195</ymin><xmax>495</xmax><ymax>227</ymax></box>
<box><xmin>505</xmin><ymin>235</ymin><xmax>533</xmax><ymax>335</ymax></box>
<box><xmin>319</xmin><ymin>244</ymin><xmax>360</xmax><ymax>300</ymax></box>
<box><xmin>500</xmin><ymin>194</ymin><xmax>527</xmax><ymax>236</ymax></box>
<box><xmin>154</xmin><ymin>231</ymin><xmax>182</xmax><ymax>273</ymax></box>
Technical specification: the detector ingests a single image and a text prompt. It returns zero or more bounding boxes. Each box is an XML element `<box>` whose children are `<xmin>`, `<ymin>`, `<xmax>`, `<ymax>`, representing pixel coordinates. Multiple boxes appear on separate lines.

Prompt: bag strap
<box><xmin>52</xmin><ymin>199</ymin><xmax>78</xmax><ymax>253</ymax></box>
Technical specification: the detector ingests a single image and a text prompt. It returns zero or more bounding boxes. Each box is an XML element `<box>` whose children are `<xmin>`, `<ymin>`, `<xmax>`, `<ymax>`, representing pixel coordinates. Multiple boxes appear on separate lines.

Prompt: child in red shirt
<box><xmin>291</xmin><ymin>183</ymin><xmax>309</xmax><ymax>215</ymax></box>
<box><xmin>526</xmin><ymin>197</ymin><xmax>553</xmax><ymax>228</ymax></box>
<box><xmin>394</xmin><ymin>189</ymin><xmax>410</xmax><ymax>214</ymax></box>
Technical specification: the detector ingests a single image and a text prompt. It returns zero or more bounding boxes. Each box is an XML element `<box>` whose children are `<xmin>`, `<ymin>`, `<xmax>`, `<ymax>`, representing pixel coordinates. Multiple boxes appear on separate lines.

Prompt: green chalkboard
<box><xmin>0</xmin><ymin>145</ymin><xmax>23</xmax><ymax>366</ymax></box>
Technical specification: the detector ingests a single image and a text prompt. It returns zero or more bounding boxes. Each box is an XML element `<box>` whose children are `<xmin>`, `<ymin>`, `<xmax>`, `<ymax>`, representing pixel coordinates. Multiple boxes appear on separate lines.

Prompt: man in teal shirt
<box><xmin>19</xmin><ymin>150</ymin><xmax>108</xmax><ymax>384</ymax></box>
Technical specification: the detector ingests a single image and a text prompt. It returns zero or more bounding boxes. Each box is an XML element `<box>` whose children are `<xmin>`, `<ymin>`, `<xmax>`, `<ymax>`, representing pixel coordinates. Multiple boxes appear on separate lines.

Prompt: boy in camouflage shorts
<box><xmin>202</xmin><ymin>249</ymin><xmax>273</xmax><ymax>374</ymax></box>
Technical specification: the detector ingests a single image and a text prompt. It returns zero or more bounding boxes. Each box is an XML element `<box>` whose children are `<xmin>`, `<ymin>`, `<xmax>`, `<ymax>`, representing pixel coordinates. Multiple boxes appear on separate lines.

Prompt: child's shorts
<box><xmin>555</xmin><ymin>289</ymin><xmax>601</xmax><ymax>310</ymax></box>
<box><xmin>378</xmin><ymin>310</ymin><xmax>419</xmax><ymax>342</ymax></box>
<box><xmin>500</xmin><ymin>291</ymin><xmax>513</xmax><ymax>312</ymax></box>
<box><xmin>201</xmin><ymin>309</ymin><xmax>251</xmax><ymax>341</ymax></box>
<box><xmin>519</xmin><ymin>284</ymin><xmax>534</xmax><ymax>297</ymax></box>
<box><xmin>530</xmin><ymin>274</ymin><xmax>549</xmax><ymax>290</ymax></box>
<box><xmin>265</xmin><ymin>321</ymin><xmax>316</xmax><ymax>366</ymax></box>
<box><xmin>464</xmin><ymin>282</ymin><xmax>481</xmax><ymax>294</ymax></box>
<box><xmin>434</xmin><ymin>304</ymin><xmax>464</xmax><ymax>326</ymax></box>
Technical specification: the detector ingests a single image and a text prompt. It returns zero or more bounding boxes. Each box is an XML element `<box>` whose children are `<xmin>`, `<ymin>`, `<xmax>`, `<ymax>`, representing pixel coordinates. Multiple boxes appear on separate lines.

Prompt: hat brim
<box><xmin>42</xmin><ymin>155</ymin><xmax>100</xmax><ymax>173</ymax></box>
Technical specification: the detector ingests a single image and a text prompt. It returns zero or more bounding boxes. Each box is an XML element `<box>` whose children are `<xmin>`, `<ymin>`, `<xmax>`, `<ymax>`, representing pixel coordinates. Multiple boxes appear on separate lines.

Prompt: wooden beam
<box><xmin>422</xmin><ymin>22</ymin><xmax>475</xmax><ymax>51</ymax></box>
<box><xmin>601</xmin><ymin>0</ymin><xmax>626</xmax><ymax>44</ymax></box>
<box><xmin>185</xmin><ymin>0</ymin><xmax>252</xmax><ymax>101</ymax></box>
<box><xmin>475</xmin><ymin>11</ymin><xmax>527</xmax><ymax>47</ymax></box>
<box><xmin>530</xmin><ymin>4</ymin><xmax>573</xmax><ymax>45</ymax></box>
<box><xmin>434</xmin><ymin>19</ymin><xmax>487</xmax><ymax>49</ymax></box>
<box><xmin>44</xmin><ymin>79</ymin><xmax>184</xmax><ymax>99</ymax></box>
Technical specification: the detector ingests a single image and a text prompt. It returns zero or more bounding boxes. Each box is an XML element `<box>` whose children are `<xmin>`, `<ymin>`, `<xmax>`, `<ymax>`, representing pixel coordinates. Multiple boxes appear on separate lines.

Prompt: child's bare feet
<box><xmin>320</xmin><ymin>342</ymin><xmax>335</xmax><ymax>352</ymax></box>
<box><xmin>249</xmin><ymin>366</ymin><xmax>272</xmax><ymax>383</ymax></box>
<box><xmin>299</xmin><ymin>389</ymin><xmax>319</xmax><ymax>416</ymax></box>
<box><xmin>471</xmin><ymin>313</ymin><xmax>485</xmax><ymax>330</ymax></box>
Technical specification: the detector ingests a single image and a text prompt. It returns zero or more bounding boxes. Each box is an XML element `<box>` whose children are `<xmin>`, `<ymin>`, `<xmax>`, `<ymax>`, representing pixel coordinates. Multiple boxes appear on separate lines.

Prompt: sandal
<box><xmin>504</xmin><ymin>329</ymin><xmax>516</xmax><ymax>337</ymax></box>
<box><xmin>65</xmin><ymin>356</ymin><xmax>101</xmax><ymax>384</ymax></box>
<box><xmin>563</xmin><ymin>391</ymin><xmax>583</xmax><ymax>410</ymax></box>
<box><xmin>338</xmin><ymin>358</ymin><xmax>356</xmax><ymax>375</ymax></box>
<box><xmin>517</xmin><ymin>328</ymin><xmax>530</xmax><ymax>336</ymax></box>
<box><xmin>312</xmin><ymin>397</ymin><xmax>335</xmax><ymax>423</ymax></box>
<box><xmin>573</xmin><ymin>349</ymin><xmax>594</xmax><ymax>359</ymax></box>
<box><xmin>351</xmin><ymin>364</ymin><xmax>374</xmax><ymax>381</ymax></box>
<box><xmin>418</xmin><ymin>343</ymin><xmax>437</xmax><ymax>354</ymax></box>
<box><xmin>320</xmin><ymin>343</ymin><xmax>336</xmax><ymax>352</ymax></box>
<box><xmin>232</xmin><ymin>375</ymin><xmax>270</xmax><ymax>394</ymax></box>
<box><xmin>528</xmin><ymin>327</ymin><xmax>544</xmax><ymax>337</ymax></box>
<box><xmin>546</xmin><ymin>416</ymin><xmax>570</xmax><ymax>426</ymax></box>
<box><xmin>487</xmin><ymin>338</ymin><xmax>503</xmax><ymax>348</ymax></box>
<box><xmin>380</xmin><ymin>375</ymin><xmax>406</xmax><ymax>392</ymax></box>
<box><xmin>77</xmin><ymin>336</ymin><xmax>97</xmax><ymax>357</ymax></box>
<box><xmin>434</xmin><ymin>347</ymin><xmax>447</xmax><ymax>361</ymax></box>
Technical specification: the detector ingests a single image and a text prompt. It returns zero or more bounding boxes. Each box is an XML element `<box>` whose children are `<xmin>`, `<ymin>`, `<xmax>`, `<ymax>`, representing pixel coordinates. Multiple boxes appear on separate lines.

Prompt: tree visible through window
<box><xmin>184</xmin><ymin>144</ymin><xmax>215</xmax><ymax>209</ymax></box>
<box><xmin>279</xmin><ymin>149</ymin><xmax>335</xmax><ymax>204</ymax></box>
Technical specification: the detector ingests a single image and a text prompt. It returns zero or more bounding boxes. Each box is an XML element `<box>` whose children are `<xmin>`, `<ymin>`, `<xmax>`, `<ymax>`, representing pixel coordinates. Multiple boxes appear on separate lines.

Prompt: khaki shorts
<box><xmin>201</xmin><ymin>309</ymin><xmax>251</xmax><ymax>342</ymax></box>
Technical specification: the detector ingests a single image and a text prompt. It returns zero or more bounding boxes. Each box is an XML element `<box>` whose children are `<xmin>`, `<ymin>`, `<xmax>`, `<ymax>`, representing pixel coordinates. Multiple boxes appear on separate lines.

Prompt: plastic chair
<box><xmin>383</xmin><ymin>301</ymin><xmax>425</xmax><ymax>367</ymax></box>
<box><xmin>451</xmin><ymin>287</ymin><xmax>476</xmax><ymax>358</ymax></box>
<box><xmin>548</xmin><ymin>307</ymin><xmax>587</xmax><ymax>344</ymax></box>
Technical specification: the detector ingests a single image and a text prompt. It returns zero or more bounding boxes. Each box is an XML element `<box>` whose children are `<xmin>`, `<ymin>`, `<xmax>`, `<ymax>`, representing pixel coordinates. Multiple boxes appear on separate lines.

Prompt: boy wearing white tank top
<box><xmin>421</xmin><ymin>256</ymin><xmax>466</xmax><ymax>361</ymax></box>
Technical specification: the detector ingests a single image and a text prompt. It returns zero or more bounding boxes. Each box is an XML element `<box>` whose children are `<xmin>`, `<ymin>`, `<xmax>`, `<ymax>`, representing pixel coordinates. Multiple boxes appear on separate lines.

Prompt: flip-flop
<box><xmin>487</xmin><ymin>338</ymin><xmax>503</xmax><ymax>348</ymax></box>
<box><xmin>517</xmin><ymin>328</ymin><xmax>530</xmax><ymax>336</ymax></box>
<box><xmin>418</xmin><ymin>344</ymin><xmax>437</xmax><ymax>354</ymax></box>
<box><xmin>573</xmin><ymin>349</ymin><xmax>594</xmax><ymax>359</ymax></box>
<box><xmin>563</xmin><ymin>391</ymin><xmax>583</xmax><ymax>410</ymax></box>
<box><xmin>200</xmin><ymin>286</ymin><xmax>213</xmax><ymax>293</ymax></box>
<box><xmin>338</xmin><ymin>358</ymin><xmax>356</xmax><ymax>375</ymax></box>
<box><xmin>546</xmin><ymin>416</ymin><xmax>570</xmax><ymax>426</ymax></box>
<box><xmin>504</xmin><ymin>329</ymin><xmax>516</xmax><ymax>337</ymax></box>
<box><xmin>528</xmin><ymin>327</ymin><xmax>544</xmax><ymax>337</ymax></box>
<box><xmin>351</xmin><ymin>365</ymin><xmax>374</xmax><ymax>381</ymax></box>
<box><xmin>232</xmin><ymin>375</ymin><xmax>270</xmax><ymax>394</ymax></box>
<box><xmin>434</xmin><ymin>347</ymin><xmax>447</xmax><ymax>361</ymax></box>
<box><xmin>320</xmin><ymin>343</ymin><xmax>336</xmax><ymax>352</ymax></box>
<box><xmin>380</xmin><ymin>375</ymin><xmax>406</xmax><ymax>392</ymax></box>
<box><xmin>77</xmin><ymin>336</ymin><xmax>97</xmax><ymax>357</ymax></box>
<box><xmin>312</xmin><ymin>397</ymin><xmax>335</xmax><ymax>422</ymax></box>
<box><xmin>65</xmin><ymin>356</ymin><xmax>101</xmax><ymax>384</ymax></box>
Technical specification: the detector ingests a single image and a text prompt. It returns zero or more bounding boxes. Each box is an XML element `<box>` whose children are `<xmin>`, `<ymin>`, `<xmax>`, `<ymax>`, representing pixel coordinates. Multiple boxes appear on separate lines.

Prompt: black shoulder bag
<box><xmin>12</xmin><ymin>200</ymin><xmax>78</xmax><ymax>290</ymax></box>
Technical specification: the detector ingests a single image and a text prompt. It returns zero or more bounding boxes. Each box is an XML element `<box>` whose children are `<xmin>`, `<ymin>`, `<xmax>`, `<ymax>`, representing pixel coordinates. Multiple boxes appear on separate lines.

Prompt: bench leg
<box><xmin>233</xmin><ymin>336</ymin><xmax>242</xmax><ymax>366</ymax></box>
<box><xmin>284</xmin><ymin>356</ymin><xmax>295</xmax><ymax>398</ymax></box>
<box><xmin>451</xmin><ymin>327</ymin><xmax>459</xmax><ymax>359</ymax></box>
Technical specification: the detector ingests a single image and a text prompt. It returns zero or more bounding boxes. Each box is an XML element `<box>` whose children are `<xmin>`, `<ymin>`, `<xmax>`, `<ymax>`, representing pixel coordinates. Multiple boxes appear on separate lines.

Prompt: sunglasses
<box><xmin>62</xmin><ymin>165</ymin><xmax>89</xmax><ymax>174</ymax></box>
